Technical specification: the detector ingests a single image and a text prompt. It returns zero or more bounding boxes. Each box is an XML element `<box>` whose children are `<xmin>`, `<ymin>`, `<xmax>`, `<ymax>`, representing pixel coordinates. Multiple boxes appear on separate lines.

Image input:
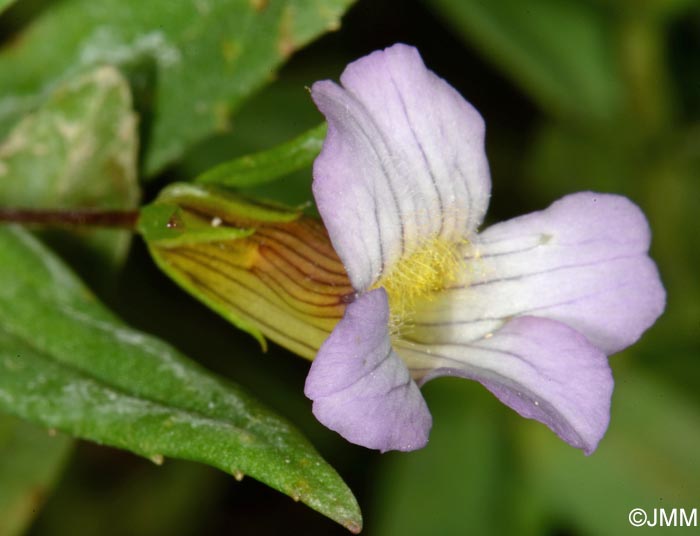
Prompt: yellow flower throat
<box><xmin>375</xmin><ymin>237</ymin><xmax>465</xmax><ymax>333</ymax></box>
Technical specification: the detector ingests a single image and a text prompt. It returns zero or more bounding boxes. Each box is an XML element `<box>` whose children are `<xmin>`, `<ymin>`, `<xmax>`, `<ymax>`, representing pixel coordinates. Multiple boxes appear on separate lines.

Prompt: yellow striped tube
<box><xmin>139</xmin><ymin>183</ymin><xmax>352</xmax><ymax>359</ymax></box>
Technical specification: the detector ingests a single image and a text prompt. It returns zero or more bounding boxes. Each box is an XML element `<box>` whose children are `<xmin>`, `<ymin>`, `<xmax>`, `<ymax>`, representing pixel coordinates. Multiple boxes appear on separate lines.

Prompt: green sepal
<box><xmin>194</xmin><ymin>123</ymin><xmax>327</xmax><ymax>188</ymax></box>
<box><xmin>139</xmin><ymin>183</ymin><xmax>306</xmax><ymax>351</ymax></box>
<box><xmin>138</xmin><ymin>204</ymin><xmax>254</xmax><ymax>248</ymax></box>
<box><xmin>156</xmin><ymin>183</ymin><xmax>302</xmax><ymax>224</ymax></box>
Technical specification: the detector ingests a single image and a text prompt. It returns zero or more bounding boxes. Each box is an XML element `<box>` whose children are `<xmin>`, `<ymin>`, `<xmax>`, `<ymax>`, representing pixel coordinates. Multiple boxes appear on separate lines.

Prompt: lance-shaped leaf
<box><xmin>0</xmin><ymin>225</ymin><xmax>362</xmax><ymax>533</ymax></box>
<box><xmin>0</xmin><ymin>414</ymin><xmax>73</xmax><ymax>536</ymax></box>
<box><xmin>0</xmin><ymin>65</ymin><xmax>139</xmax><ymax>267</ymax></box>
<box><xmin>0</xmin><ymin>0</ymin><xmax>354</xmax><ymax>175</ymax></box>
<box><xmin>140</xmin><ymin>183</ymin><xmax>352</xmax><ymax>359</ymax></box>
<box><xmin>195</xmin><ymin>123</ymin><xmax>326</xmax><ymax>189</ymax></box>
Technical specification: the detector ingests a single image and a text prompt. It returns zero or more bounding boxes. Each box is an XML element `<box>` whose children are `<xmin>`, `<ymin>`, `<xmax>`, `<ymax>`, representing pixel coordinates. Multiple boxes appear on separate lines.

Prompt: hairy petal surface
<box><xmin>305</xmin><ymin>288</ymin><xmax>431</xmax><ymax>452</ymax></box>
<box><xmin>398</xmin><ymin>316</ymin><xmax>613</xmax><ymax>454</ymax></box>
<box><xmin>311</xmin><ymin>43</ymin><xmax>491</xmax><ymax>291</ymax></box>
<box><xmin>410</xmin><ymin>192</ymin><xmax>666</xmax><ymax>354</ymax></box>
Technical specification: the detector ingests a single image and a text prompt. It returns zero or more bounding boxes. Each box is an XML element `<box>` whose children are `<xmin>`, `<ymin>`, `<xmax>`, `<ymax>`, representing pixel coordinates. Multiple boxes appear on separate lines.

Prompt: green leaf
<box><xmin>195</xmin><ymin>123</ymin><xmax>326</xmax><ymax>189</ymax></box>
<box><xmin>0</xmin><ymin>414</ymin><xmax>73</xmax><ymax>536</ymax></box>
<box><xmin>0</xmin><ymin>225</ymin><xmax>362</xmax><ymax>533</ymax></box>
<box><xmin>0</xmin><ymin>0</ymin><xmax>354</xmax><ymax>175</ymax></box>
<box><xmin>0</xmin><ymin>65</ymin><xmax>139</xmax><ymax>267</ymax></box>
<box><xmin>423</xmin><ymin>0</ymin><xmax>624</xmax><ymax>120</ymax></box>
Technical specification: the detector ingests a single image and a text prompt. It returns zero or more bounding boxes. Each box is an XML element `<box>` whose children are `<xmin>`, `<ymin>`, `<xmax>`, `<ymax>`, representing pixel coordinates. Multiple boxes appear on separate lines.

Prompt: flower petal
<box><xmin>398</xmin><ymin>316</ymin><xmax>613</xmax><ymax>454</ymax></box>
<box><xmin>410</xmin><ymin>192</ymin><xmax>665</xmax><ymax>355</ymax></box>
<box><xmin>304</xmin><ymin>288</ymin><xmax>431</xmax><ymax>452</ymax></box>
<box><xmin>311</xmin><ymin>43</ymin><xmax>491</xmax><ymax>291</ymax></box>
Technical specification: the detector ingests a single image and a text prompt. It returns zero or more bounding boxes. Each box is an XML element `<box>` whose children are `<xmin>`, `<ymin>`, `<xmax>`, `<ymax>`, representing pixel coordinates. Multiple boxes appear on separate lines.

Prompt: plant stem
<box><xmin>0</xmin><ymin>208</ymin><xmax>139</xmax><ymax>230</ymax></box>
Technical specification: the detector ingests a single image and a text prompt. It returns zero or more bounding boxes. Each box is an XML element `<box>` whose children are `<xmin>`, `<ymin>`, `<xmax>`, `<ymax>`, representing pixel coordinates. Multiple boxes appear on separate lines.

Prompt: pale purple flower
<box><xmin>304</xmin><ymin>44</ymin><xmax>665</xmax><ymax>454</ymax></box>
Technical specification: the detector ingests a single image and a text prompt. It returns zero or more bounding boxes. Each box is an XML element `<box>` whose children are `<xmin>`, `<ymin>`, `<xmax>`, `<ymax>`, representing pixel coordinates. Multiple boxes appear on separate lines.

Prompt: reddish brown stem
<box><xmin>0</xmin><ymin>207</ymin><xmax>139</xmax><ymax>230</ymax></box>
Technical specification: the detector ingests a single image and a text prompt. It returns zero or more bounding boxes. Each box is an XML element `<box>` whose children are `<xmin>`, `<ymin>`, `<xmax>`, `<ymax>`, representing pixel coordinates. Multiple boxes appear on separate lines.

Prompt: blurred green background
<box><xmin>0</xmin><ymin>0</ymin><xmax>698</xmax><ymax>534</ymax></box>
